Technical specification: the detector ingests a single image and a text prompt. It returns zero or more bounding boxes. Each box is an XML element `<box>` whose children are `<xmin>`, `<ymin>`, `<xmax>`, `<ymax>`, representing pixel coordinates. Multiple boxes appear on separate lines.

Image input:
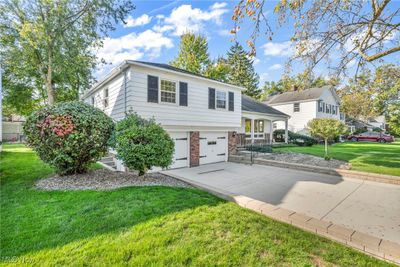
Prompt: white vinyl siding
<box><xmin>84</xmin><ymin>65</ymin><xmax>242</xmax><ymax>128</ymax></box>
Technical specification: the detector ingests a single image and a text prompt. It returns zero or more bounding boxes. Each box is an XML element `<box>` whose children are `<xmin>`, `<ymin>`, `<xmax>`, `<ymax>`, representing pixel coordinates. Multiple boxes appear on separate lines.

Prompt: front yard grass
<box><xmin>0</xmin><ymin>144</ymin><xmax>393</xmax><ymax>266</ymax></box>
<box><xmin>274</xmin><ymin>141</ymin><xmax>400</xmax><ymax>176</ymax></box>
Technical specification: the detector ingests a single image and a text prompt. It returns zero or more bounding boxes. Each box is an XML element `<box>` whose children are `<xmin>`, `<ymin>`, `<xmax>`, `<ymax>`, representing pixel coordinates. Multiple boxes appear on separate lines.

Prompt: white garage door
<box><xmin>199</xmin><ymin>132</ymin><xmax>228</xmax><ymax>165</ymax></box>
<box><xmin>169</xmin><ymin>132</ymin><xmax>189</xmax><ymax>169</ymax></box>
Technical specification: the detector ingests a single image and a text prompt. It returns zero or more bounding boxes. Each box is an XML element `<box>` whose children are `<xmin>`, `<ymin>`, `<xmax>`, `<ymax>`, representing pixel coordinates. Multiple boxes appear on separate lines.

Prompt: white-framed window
<box><xmin>244</xmin><ymin>119</ymin><xmax>264</xmax><ymax>139</ymax></box>
<box><xmin>103</xmin><ymin>88</ymin><xmax>109</xmax><ymax>108</ymax></box>
<box><xmin>273</xmin><ymin>123</ymin><xmax>277</xmax><ymax>129</ymax></box>
<box><xmin>216</xmin><ymin>90</ymin><xmax>226</xmax><ymax>109</ymax></box>
<box><xmin>160</xmin><ymin>79</ymin><xmax>176</xmax><ymax>103</ymax></box>
<box><xmin>293</xmin><ymin>103</ymin><xmax>300</xmax><ymax>112</ymax></box>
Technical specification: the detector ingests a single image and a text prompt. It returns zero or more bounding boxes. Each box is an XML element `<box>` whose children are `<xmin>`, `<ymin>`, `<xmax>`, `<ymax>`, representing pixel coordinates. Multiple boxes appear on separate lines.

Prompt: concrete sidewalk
<box><xmin>163</xmin><ymin>162</ymin><xmax>400</xmax><ymax>244</ymax></box>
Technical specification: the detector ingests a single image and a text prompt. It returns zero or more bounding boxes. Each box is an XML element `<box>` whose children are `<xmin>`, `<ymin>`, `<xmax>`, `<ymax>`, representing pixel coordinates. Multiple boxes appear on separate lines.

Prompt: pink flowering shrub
<box><xmin>24</xmin><ymin>102</ymin><xmax>114</xmax><ymax>175</ymax></box>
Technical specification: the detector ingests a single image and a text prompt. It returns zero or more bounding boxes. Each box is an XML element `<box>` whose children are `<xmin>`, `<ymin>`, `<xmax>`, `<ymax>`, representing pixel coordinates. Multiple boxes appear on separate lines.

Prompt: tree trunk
<box><xmin>324</xmin><ymin>138</ymin><xmax>328</xmax><ymax>158</ymax></box>
<box><xmin>46</xmin><ymin>50</ymin><xmax>56</xmax><ymax>105</ymax></box>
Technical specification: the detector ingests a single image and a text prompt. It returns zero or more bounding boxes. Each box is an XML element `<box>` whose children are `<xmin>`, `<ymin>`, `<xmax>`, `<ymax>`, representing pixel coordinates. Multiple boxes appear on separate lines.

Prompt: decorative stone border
<box><xmin>229</xmin><ymin>155</ymin><xmax>400</xmax><ymax>185</ymax></box>
<box><xmin>162</xmin><ymin>171</ymin><xmax>400</xmax><ymax>265</ymax></box>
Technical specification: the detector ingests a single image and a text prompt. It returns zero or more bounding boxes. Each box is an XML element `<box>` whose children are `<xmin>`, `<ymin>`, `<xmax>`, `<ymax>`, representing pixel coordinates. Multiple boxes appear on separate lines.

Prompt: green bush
<box><xmin>273</xmin><ymin>129</ymin><xmax>317</xmax><ymax>146</ymax></box>
<box><xmin>115</xmin><ymin>113</ymin><xmax>174</xmax><ymax>175</ymax></box>
<box><xmin>23</xmin><ymin>101</ymin><xmax>114</xmax><ymax>175</ymax></box>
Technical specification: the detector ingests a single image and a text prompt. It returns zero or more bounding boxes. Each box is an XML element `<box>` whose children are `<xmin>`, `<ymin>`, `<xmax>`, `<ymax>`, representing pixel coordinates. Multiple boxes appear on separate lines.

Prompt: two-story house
<box><xmin>265</xmin><ymin>86</ymin><xmax>344</xmax><ymax>134</ymax></box>
<box><xmin>82</xmin><ymin>60</ymin><xmax>289</xmax><ymax>170</ymax></box>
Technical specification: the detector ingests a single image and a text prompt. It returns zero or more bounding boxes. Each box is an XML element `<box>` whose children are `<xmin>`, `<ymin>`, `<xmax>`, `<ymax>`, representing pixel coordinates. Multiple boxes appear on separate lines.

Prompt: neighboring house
<box><xmin>82</xmin><ymin>60</ymin><xmax>288</xmax><ymax>170</ymax></box>
<box><xmin>265</xmin><ymin>86</ymin><xmax>345</xmax><ymax>134</ymax></box>
<box><xmin>346</xmin><ymin>118</ymin><xmax>375</xmax><ymax>133</ymax></box>
<box><xmin>367</xmin><ymin>115</ymin><xmax>387</xmax><ymax>131</ymax></box>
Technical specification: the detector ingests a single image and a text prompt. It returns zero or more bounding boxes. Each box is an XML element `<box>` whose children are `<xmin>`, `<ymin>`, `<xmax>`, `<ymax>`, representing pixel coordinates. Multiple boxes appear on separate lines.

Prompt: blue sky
<box><xmin>97</xmin><ymin>0</ymin><xmax>399</xmax><ymax>84</ymax></box>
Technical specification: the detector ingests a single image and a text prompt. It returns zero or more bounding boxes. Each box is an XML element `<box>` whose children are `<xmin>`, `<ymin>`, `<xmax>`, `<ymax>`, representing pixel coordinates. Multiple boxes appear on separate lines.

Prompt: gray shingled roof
<box><xmin>266</xmin><ymin>86</ymin><xmax>332</xmax><ymax>105</ymax></box>
<box><xmin>242</xmin><ymin>95</ymin><xmax>289</xmax><ymax>117</ymax></box>
<box><xmin>133</xmin><ymin>61</ymin><xmax>241</xmax><ymax>87</ymax></box>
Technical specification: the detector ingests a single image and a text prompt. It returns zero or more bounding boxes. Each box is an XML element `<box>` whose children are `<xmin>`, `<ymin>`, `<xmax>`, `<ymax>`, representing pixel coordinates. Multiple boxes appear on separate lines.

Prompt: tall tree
<box><xmin>387</xmin><ymin>102</ymin><xmax>400</xmax><ymax>136</ymax></box>
<box><xmin>338</xmin><ymin>69</ymin><xmax>379</xmax><ymax>121</ymax></box>
<box><xmin>170</xmin><ymin>32</ymin><xmax>210</xmax><ymax>75</ymax></box>
<box><xmin>204</xmin><ymin>57</ymin><xmax>231</xmax><ymax>83</ymax></box>
<box><xmin>232</xmin><ymin>0</ymin><xmax>400</xmax><ymax>75</ymax></box>
<box><xmin>0</xmin><ymin>0</ymin><xmax>134</xmax><ymax>106</ymax></box>
<box><xmin>227</xmin><ymin>42</ymin><xmax>260</xmax><ymax>98</ymax></box>
<box><xmin>372</xmin><ymin>64</ymin><xmax>400</xmax><ymax>114</ymax></box>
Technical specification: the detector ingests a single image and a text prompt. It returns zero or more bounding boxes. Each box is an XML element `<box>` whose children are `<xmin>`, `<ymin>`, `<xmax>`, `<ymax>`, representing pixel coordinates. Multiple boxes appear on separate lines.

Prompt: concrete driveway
<box><xmin>164</xmin><ymin>162</ymin><xmax>400</xmax><ymax>244</ymax></box>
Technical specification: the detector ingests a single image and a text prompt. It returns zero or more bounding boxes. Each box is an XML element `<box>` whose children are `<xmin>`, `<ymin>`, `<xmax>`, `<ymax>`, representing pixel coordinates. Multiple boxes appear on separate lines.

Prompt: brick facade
<box><xmin>189</xmin><ymin>131</ymin><xmax>200</xmax><ymax>167</ymax></box>
<box><xmin>228</xmin><ymin>131</ymin><xmax>238</xmax><ymax>155</ymax></box>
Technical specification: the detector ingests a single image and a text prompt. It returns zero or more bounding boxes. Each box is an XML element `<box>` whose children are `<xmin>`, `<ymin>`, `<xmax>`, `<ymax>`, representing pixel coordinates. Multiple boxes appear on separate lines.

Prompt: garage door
<box><xmin>199</xmin><ymin>132</ymin><xmax>228</xmax><ymax>165</ymax></box>
<box><xmin>169</xmin><ymin>132</ymin><xmax>189</xmax><ymax>169</ymax></box>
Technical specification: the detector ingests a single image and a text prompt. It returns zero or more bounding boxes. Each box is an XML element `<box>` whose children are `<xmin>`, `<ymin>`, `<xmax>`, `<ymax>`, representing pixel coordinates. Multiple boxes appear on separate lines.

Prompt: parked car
<box><xmin>347</xmin><ymin>132</ymin><xmax>395</xmax><ymax>143</ymax></box>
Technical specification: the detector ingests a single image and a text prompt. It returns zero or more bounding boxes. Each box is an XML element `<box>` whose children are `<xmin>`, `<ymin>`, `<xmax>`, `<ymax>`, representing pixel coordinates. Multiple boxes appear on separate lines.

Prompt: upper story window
<box><xmin>216</xmin><ymin>90</ymin><xmax>226</xmax><ymax>109</ymax></box>
<box><xmin>293</xmin><ymin>103</ymin><xmax>300</xmax><ymax>112</ymax></box>
<box><xmin>325</xmin><ymin>103</ymin><xmax>330</xmax><ymax>113</ymax></box>
<box><xmin>160</xmin><ymin>79</ymin><xmax>176</xmax><ymax>103</ymax></box>
<box><xmin>318</xmin><ymin>101</ymin><xmax>324</xmax><ymax>112</ymax></box>
<box><xmin>103</xmin><ymin>88</ymin><xmax>109</xmax><ymax>108</ymax></box>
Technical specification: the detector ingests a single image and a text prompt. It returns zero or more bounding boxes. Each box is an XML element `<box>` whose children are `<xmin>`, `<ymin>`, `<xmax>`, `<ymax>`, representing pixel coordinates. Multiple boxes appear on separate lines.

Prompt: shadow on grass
<box><xmin>1</xmin><ymin>146</ymin><xmax>223</xmax><ymax>258</ymax></box>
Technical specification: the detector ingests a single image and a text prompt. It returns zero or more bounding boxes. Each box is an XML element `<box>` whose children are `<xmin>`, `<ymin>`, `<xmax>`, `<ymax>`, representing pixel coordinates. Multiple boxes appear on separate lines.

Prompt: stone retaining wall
<box><xmin>229</xmin><ymin>155</ymin><xmax>400</xmax><ymax>185</ymax></box>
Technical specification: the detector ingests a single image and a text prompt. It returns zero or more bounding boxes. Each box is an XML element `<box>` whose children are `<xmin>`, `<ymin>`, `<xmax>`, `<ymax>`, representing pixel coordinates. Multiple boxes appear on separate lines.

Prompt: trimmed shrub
<box><xmin>273</xmin><ymin>129</ymin><xmax>317</xmax><ymax>146</ymax></box>
<box><xmin>115</xmin><ymin>113</ymin><xmax>174</xmax><ymax>176</ymax></box>
<box><xmin>23</xmin><ymin>101</ymin><xmax>114</xmax><ymax>175</ymax></box>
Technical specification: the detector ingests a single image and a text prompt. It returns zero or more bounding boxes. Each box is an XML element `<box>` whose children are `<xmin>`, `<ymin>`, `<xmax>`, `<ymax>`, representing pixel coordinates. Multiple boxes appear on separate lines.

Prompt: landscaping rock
<box><xmin>259</xmin><ymin>152</ymin><xmax>351</xmax><ymax>169</ymax></box>
<box><xmin>35</xmin><ymin>169</ymin><xmax>192</xmax><ymax>191</ymax></box>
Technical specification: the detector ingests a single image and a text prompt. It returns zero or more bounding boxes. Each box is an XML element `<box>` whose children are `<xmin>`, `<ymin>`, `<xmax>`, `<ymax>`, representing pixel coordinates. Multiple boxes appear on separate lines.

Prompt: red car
<box><xmin>347</xmin><ymin>132</ymin><xmax>395</xmax><ymax>143</ymax></box>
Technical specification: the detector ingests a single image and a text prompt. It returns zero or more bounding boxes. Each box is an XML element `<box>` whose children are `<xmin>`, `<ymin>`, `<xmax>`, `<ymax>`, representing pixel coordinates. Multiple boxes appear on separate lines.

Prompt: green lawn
<box><xmin>274</xmin><ymin>141</ymin><xmax>400</xmax><ymax>176</ymax></box>
<box><xmin>0</xmin><ymin>144</ymin><xmax>393</xmax><ymax>266</ymax></box>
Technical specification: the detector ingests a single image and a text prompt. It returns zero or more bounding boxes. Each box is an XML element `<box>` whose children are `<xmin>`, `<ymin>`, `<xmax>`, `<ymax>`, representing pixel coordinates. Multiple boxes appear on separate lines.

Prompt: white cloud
<box><xmin>124</xmin><ymin>14</ymin><xmax>152</xmax><ymax>28</ymax></box>
<box><xmin>211</xmin><ymin>2</ymin><xmax>228</xmax><ymax>9</ymax></box>
<box><xmin>253</xmin><ymin>57</ymin><xmax>260</xmax><ymax>65</ymax></box>
<box><xmin>97</xmin><ymin>29</ymin><xmax>174</xmax><ymax>68</ymax></box>
<box><xmin>155</xmin><ymin>3</ymin><xmax>229</xmax><ymax>36</ymax></box>
<box><xmin>259</xmin><ymin>72</ymin><xmax>270</xmax><ymax>83</ymax></box>
<box><xmin>261</xmin><ymin>41</ymin><xmax>293</xmax><ymax>56</ymax></box>
<box><xmin>268</xmin><ymin>63</ymin><xmax>282</xmax><ymax>70</ymax></box>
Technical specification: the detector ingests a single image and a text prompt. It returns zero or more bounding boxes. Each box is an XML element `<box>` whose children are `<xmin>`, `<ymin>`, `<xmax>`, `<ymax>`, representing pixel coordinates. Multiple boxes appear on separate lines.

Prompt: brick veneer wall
<box><xmin>190</xmin><ymin>131</ymin><xmax>199</xmax><ymax>167</ymax></box>
<box><xmin>228</xmin><ymin>131</ymin><xmax>238</xmax><ymax>155</ymax></box>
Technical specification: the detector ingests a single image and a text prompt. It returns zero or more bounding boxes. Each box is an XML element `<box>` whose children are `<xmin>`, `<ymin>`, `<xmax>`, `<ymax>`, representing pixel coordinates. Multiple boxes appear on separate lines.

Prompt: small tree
<box><xmin>23</xmin><ymin>101</ymin><xmax>114</xmax><ymax>175</ymax></box>
<box><xmin>115</xmin><ymin>113</ymin><xmax>174</xmax><ymax>176</ymax></box>
<box><xmin>307</xmin><ymin>118</ymin><xmax>347</xmax><ymax>160</ymax></box>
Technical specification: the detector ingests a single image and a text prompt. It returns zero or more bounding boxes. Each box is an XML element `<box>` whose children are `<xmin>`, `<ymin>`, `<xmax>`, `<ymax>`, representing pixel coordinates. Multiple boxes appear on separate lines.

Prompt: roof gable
<box><xmin>266</xmin><ymin>86</ymin><xmax>337</xmax><ymax>105</ymax></box>
<box><xmin>242</xmin><ymin>95</ymin><xmax>289</xmax><ymax>117</ymax></box>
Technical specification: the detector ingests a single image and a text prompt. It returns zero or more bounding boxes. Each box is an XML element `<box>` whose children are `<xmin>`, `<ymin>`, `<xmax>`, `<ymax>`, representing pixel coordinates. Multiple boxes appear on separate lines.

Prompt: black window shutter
<box><xmin>147</xmin><ymin>75</ymin><xmax>158</xmax><ymax>103</ymax></box>
<box><xmin>228</xmin><ymin>92</ymin><xmax>234</xmax><ymax>111</ymax></box>
<box><xmin>179</xmin><ymin>82</ymin><xmax>188</xmax><ymax>106</ymax></box>
<box><xmin>208</xmin><ymin>88</ymin><xmax>215</xmax><ymax>109</ymax></box>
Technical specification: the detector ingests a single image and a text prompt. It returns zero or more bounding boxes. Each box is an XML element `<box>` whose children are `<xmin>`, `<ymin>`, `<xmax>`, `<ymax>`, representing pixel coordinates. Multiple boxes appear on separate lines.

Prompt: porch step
<box><xmin>98</xmin><ymin>154</ymin><xmax>117</xmax><ymax>171</ymax></box>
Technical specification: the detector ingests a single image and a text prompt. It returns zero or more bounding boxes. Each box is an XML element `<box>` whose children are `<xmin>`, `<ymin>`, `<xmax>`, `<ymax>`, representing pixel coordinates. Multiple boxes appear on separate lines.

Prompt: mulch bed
<box><xmin>259</xmin><ymin>152</ymin><xmax>351</xmax><ymax>170</ymax></box>
<box><xmin>35</xmin><ymin>169</ymin><xmax>191</xmax><ymax>191</ymax></box>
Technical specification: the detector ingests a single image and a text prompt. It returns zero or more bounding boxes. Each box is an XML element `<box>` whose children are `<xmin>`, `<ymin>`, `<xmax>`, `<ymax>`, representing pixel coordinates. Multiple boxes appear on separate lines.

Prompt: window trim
<box><xmin>159</xmin><ymin>78</ymin><xmax>178</xmax><ymax>105</ymax></box>
<box><xmin>215</xmin><ymin>90</ymin><xmax>227</xmax><ymax>110</ymax></box>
